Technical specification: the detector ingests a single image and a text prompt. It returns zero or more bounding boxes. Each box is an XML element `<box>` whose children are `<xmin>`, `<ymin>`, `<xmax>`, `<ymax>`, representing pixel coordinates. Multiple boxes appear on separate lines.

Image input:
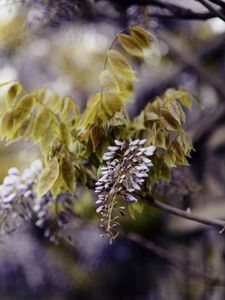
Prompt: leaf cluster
<box><xmin>0</xmin><ymin>26</ymin><xmax>197</xmax><ymax>237</ymax></box>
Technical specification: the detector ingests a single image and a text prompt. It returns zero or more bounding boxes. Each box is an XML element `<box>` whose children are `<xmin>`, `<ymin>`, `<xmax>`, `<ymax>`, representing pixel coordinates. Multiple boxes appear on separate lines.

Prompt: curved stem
<box><xmin>145</xmin><ymin>196</ymin><xmax>225</xmax><ymax>232</ymax></box>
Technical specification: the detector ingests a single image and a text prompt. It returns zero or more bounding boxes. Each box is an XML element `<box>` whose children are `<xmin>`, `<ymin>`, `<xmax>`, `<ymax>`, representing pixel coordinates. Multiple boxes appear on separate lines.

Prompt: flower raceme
<box><xmin>95</xmin><ymin>139</ymin><xmax>156</xmax><ymax>239</ymax></box>
<box><xmin>0</xmin><ymin>160</ymin><xmax>73</xmax><ymax>242</ymax></box>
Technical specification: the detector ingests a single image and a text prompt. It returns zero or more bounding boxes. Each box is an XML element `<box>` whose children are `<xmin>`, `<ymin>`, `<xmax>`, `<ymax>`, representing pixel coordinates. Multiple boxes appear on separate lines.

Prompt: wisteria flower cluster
<box><xmin>0</xmin><ymin>160</ymin><xmax>42</xmax><ymax>234</ymax></box>
<box><xmin>33</xmin><ymin>192</ymin><xmax>74</xmax><ymax>243</ymax></box>
<box><xmin>0</xmin><ymin>160</ymin><xmax>73</xmax><ymax>242</ymax></box>
<box><xmin>95</xmin><ymin>139</ymin><xmax>156</xmax><ymax>239</ymax></box>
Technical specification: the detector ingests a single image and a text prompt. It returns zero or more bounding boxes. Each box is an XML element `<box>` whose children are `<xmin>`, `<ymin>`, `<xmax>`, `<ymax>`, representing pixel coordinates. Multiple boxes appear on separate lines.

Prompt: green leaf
<box><xmin>166</xmin><ymin>100</ymin><xmax>185</xmax><ymax>125</ymax></box>
<box><xmin>118</xmin><ymin>79</ymin><xmax>134</xmax><ymax>100</ymax></box>
<box><xmin>60</xmin><ymin>122</ymin><xmax>72</xmax><ymax>148</ymax></box>
<box><xmin>118</xmin><ymin>33</ymin><xmax>144</xmax><ymax>57</ymax></box>
<box><xmin>60</xmin><ymin>96</ymin><xmax>79</xmax><ymax>120</ymax></box>
<box><xmin>16</xmin><ymin>94</ymin><xmax>35</xmax><ymax>114</ymax></box>
<box><xmin>51</xmin><ymin>173</ymin><xmax>63</xmax><ymax>197</ymax></box>
<box><xmin>32</xmin><ymin>108</ymin><xmax>53</xmax><ymax>142</ymax></box>
<box><xmin>99</xmin><ymin>70</ymin><xmax>120</xmax><ymax>93</ymax></box>
<box><xmin>155</xmin><ymin>130</ymin><xmax>166</xmax><ymax>148</ymax></box>
<box><xmin>38</xmin><ymin>157</ymin><xmax>60</xmax><ymax>198</ymax></box>
<box><xmin>101</xmin><ymin>93</ymin><xmax>124</xmax><ymax>117</ymax></box>
<box><xmin>145</xmin><ymin>112</ymin><xmax>159</xmax><ymax>121</ymax></box>
<box><xmin>40</xmin><ymin>127</ymin><xmax>55</xmax><ymax>154</ymax></box>
<box><xmin>178</xmin><ymin>91</ymin><xmax>192</xmax><ymax>109</ymax></box>
<box><xmin>17</xmin><ymin>117</ymin><xmax>34</xmax><ymax>139</ymax></box>
<box><xmin>163</xmin><ymin>150</ymin><xmax>176</xmax><ymax>168</ymax></box>
<box><xmin>44</xmin><ymin>92</ymin><xmax>62</xmax><ymax>113</ymax></box>
<box><xmin>80</xmin><ymin>94</ymin><xmax>100</xmax><ymax>128</ymax></box>
<box><xmin>177</xmin><ymin>133</ymin><xmax>193</xmax><ymax>156</ymax></box>
<box><xmin>132</xmin><ymin>111</ymin><xmax>146</xmax><ymax>130</ymax></box>
<box><xmin>6</xmin><ymin>83</ymin><xmax>23</xmax><ymax>109</ymax></box>
<box><xmin>161</xmin><ymin>108</ymin><xmax>181</xmax><ymax>131</ymax></box>
<box><xmin>0</xmin><ymin>111</ymin><xmax>14</xmax><ymax>137</ymax></box>
<box><xmin>90</xmin><ymin>125</ymin><xmax>102</xmax><ymax>151</ymax></box>
<box><xmin>61</xmin><ymin>157</ymin><xmax>76</xmax><ymax>193</ymax></box>
<box><xmin>130</xmin><ymin>26</ymin><xmax>150</xmax><ymax>48</ymax></box>
<box><xmin>107</xmin><ymin>50</ymin><xmax>137</xmax><ymax>81</ymax></box>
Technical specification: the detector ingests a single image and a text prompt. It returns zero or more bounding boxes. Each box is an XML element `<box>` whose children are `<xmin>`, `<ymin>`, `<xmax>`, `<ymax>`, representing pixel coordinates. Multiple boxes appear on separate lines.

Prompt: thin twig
<box><xmin>127</xmin><ymin>232</ymin><xmax>225</xmax><ymax>286</ymax></box>
<box><xmin>196</xmin><ymin>0</ymin><xmax>225</xmax><ymax>21</ymax></box>
<box><xmin>208</xmin><ymin>0</ymin><xmax>225</xmax><ymax>9</ymax></box>
<box><xmin>147</xmin><ymin>10</ymin><xmax>222</xmax><ymax>20</ymax></box>
<box><xmin>145</xmin><ymin>197</ymin><xmax>225</xmax><ymax>231</ymax></box>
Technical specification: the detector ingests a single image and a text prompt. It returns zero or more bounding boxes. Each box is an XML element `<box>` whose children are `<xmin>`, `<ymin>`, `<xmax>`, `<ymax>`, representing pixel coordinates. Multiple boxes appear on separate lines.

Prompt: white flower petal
<box><xmin>2</xmin><ymin>192</ymin><xmax>17</xmax><ymax>203</ymax></box>
<box><xmin>114</xmin><ymin>140</ymin><xmax>123</xmax><ymax>146</ymax></box>
<box><xmin>125</xmin><ymin>193</ymin><xmax>137</xmax><ymax>203</ymax></box>
<box><xmin>129</xmin><ymin>139</ymin><xmax>140</xmax><ymax>146</ymax></box>
<box><xmin>108</xmin><ymin>146</ymin><xmax>119</xmax><ymax>151</ymax></box>
<box><xmin>138</xmin><ymin>139</ymin><xmax>147</xmax><ymax>145</ymax></box>
<box><xmin>8</xmin><ymin>167</ymin><xmax>20</xmax><ymax>176</ymax></box>
<box><xmin>144</xmin><ymin>146</ymin><xmax>156</xmax><ymax>156</ymax></box>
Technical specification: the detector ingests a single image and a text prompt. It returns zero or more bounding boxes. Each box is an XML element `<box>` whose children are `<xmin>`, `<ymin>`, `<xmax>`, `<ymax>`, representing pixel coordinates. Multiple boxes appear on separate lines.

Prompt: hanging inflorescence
<box><xmin>0</xmin><ymin>160</ymin><xmax>42</xmax><ymax>234</ymax></box>
<box><xmin>95</xmin><ymin>139</ymin><xmax>156</xmax><ymax>239</ymax></box>
<box><xmin>0</xmin><ymin>160</ymin><xmax>74</xmax><ymax>242</ymax></box>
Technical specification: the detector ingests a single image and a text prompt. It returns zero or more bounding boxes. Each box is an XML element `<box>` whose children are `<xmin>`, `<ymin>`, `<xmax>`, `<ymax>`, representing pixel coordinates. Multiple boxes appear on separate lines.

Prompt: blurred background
<box><xmin>0</xmin><ymin>0</ymin><xmax>225</xmax><ymax>299</ymax></box>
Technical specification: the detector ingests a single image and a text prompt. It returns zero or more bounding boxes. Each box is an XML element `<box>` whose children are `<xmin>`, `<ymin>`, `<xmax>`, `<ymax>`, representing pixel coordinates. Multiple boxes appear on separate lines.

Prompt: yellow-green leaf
<box><xmin>0</xmin><ymin>111</ymin><xmax>14</xmax><ymax>137</ymax></box>
<box><xmin>161</xmin><ymin>108</ymin><xmax>181</xmax><ymax>131</ymax></box>
<box><xmin>155</xmin><ymin>130</ymin><xmax>166</xmax><ymax>148</ymax></box>
<box><xmin>16</xmin><ymin>94</ymin><xmax>35</xmax><ymax>114</ymax></box>
<box><xmin>145</xmin><ymin>112</ymin><xmax>159</xmax><ymax>121</ymax></box>
<box><xmin>17</xmin><ymin>117</ymin><xmax>34</xmax><ymax>139</ymax></box>
<box><xmin>130</xmin><ymin>26</ymin><xmax>150</xmax><ymax>48</ymax></box>
<box><xmin>90</xmin><ymin>125</ymin><xmax>102</xmax><ymax>151</ymax></box>
<box><xmin>118</xmin><ymin>33</ymin><xmax>144</xmax><ymax>57</ymax></box>
<box><xmin>61</xmin><ymin>157</ymin><xmax>76</xmax><ymax>193</ymax></box>
<box><xmin>6</xmin><ymin>83</ymin><xmax>23</xmax><ymax>109</ymax></box>
<box><xmin>60</xmin><ymin>122</ymin><xmax>72</xmax><ymax>148</ymax></box>
<box><xmin>51</xmin><ymin>173</ymin><xmax>63</xmax><ymax>197</ymax></box>
<box><xmin>107</xmin><ymin>50</ymin><xmax>137</xmax><ymax>81</ymax></box>
<box><xmin>40</xmin><ymin>128</ymin><xmax>55</xmax><ymax>154</ymax></box>
<box><xmin>44</xmin><ymin>92</ymin><xmax>62</xmax><ymax>113</ymax></box>
<box><xmin>32</xmin><ymin>108</ymin><xmax>53</xmax><ymax>141</ymax></box>
<box><xmin>99</xmin><ymin>70</ymin><xmax>120</xmax><ymax>93</ymax></box>
<box><xmin>38</xmin><ymin>157</ymin><xmax>60</xmax><ymax>198</ymax></box>
<box><xmin>101</xmin><ymin>93</ymin><xmax>124</xmax><ymax>117</ymax></box>
<box><xmin>118</xmin><ymin>79</ymin><xmax>134</xmax><ymax>100</ymax></box>
<box><xmin>35</xmin><ymin>88</ymin><xmax>48</xmax><ymax>105</ymax></box>
<box><xmin>80</xmin><ymin>94</ymin><xmax>100</xmax><ymax>128</ymax></box>
<box><xmin>163</xmin><ymin>150</ymin><xmax>176</xmax><ymax>168</ymax></box>
<box><xmin>60</xmin><ymin>96</ymin><xmax>79</xmax><ymax>120</ymax></box>
<box><xmin>177</xmin><ymin>133</ymin><xmax>193</xmax><ymax>156</ymax></box>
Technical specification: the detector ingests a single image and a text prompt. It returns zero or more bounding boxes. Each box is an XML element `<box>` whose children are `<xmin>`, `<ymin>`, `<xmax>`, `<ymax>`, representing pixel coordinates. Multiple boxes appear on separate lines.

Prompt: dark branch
<box><xmin>208</xmin><ymin>0</ymin><xmax>225</xmax><ymax>9</ymax></box>
<box><xmin>127</xmin><ymin>232</ymin><xmax>225</xmax><ymax>286</ymax></box>
<box><xmin>196</xmin><ymin>0</ymin><xmax>225</xmax><ymax>21</ymax></box>
<box><xmin>145</xmin><ymin>197</ymin><xmax>225</xmax><ymax>231</ymax></box>
<box><xmin>109</xmin><ymin>0</ymin><xmax>225</xmax><ymax>21</ymax></box>
<box><xmin>147</xmin><ymin>10</ymin><xmax>221</xmax><ymax>20</ymax></box>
